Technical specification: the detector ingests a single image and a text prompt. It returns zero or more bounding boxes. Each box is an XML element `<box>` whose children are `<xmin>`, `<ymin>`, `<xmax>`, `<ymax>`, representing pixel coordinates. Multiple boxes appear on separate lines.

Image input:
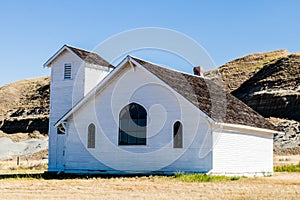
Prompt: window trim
<box><xmin>173</xmin><ymin>121</ymin><xmax>183</xmax><ymax>148</ymax></box>
<box><xmin>87</xmin><ymin>123</ymin><xmax>96</xmax><ymax>148</ymax></box>
<box><xmin>118</xmin><ymin>103</ymin><xmax>147</xmax><ymax>146</ymax></box>
<box><xmin>64</xmin><ymin>63</ymin><xmax>72</xmax><ymax>80</ymax></box>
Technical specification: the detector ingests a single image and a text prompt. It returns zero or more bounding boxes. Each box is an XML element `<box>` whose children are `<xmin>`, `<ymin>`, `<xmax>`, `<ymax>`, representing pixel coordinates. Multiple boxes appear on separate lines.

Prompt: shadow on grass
<box><xmin>0</xmin><ymin>173</ymin><xmax>44</xmax><ymax>179</ymax></box>
<box><xmin>0</xmin><ymin>171</ymin><xmax>171</xmax><ymax>180</ymax></box>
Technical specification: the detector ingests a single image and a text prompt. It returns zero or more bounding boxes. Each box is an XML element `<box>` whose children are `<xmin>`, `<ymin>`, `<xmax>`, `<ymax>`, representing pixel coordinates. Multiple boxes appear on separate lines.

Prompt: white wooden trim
<box><xmin>44</xmin><ymin>45</ymin><xmax>84</xmax><ymax>67</ymax></box>
<box><xmin>213</xmin><ymin>122</ymin><xmax>281</xmax><ymax>136</ymax></box>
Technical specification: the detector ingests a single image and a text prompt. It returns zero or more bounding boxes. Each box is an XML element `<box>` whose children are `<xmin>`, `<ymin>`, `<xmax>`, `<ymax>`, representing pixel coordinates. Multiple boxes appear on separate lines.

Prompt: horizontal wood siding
<box><xmin>48</xmin><ymin>50</ymin><xmax>112</xmax><ymax>171</ymax></box>
<box><xmin>64</xmin><ymin>64</ymin><xmax>212</xmax><ymax>173</ymax></box>
<box><xmin>212</xmin><ymin>129</ymin><xmax>273</xmax><ymax>175</ymax></box>
<box><xmin>48</xmin><ymin>50</ymin><xmax>83</xmax><ymax>171</ymax></box>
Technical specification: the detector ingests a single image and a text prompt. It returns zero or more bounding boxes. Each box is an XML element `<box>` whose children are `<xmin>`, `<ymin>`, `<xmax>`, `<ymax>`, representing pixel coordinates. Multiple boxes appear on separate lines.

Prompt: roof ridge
<box><xmin>65</xmin><ymin>45</ymin><xmax>114</xmax><ymax>68</ymax></box>
<box><xmin>130</xmin><ymin>56</ymin><xmax>209</xmax><ymax>80</ymax></box>
<box><xmin>65</xmin><ymin>44</ymin><xmax>96</xmax><ymax>54</ymax></box>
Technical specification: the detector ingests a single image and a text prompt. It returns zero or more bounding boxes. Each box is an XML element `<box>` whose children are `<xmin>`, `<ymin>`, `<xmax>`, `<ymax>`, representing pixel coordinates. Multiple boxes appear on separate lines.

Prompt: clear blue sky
<box><xmin>0</xmin><ymin>0</ymin><xmax>299</xmax><ymax>86</ymax></box>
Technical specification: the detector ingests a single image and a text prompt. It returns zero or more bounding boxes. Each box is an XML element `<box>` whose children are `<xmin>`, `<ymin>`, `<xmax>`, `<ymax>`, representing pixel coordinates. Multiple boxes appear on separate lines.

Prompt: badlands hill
<box><xmin>205</xmin><ymin>50</ymin><xmax>290</xmax><ymax>92</ymax></box>
<box><xmin>206</xmin><ymin>50</ymin><xmax>300</xmax><ymax>153</ymax></box>
<box><xmin>0</xmin><ymin>76</ymin><xmax>49</xmax><ymax>134</ymax></box>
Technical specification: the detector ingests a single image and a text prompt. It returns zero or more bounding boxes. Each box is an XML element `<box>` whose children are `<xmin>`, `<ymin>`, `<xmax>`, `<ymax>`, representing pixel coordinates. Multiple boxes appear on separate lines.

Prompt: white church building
<box><xmin>44</xmin><ymin>45</ymin><xmax>279</xmax><ymax>176</ymax></box>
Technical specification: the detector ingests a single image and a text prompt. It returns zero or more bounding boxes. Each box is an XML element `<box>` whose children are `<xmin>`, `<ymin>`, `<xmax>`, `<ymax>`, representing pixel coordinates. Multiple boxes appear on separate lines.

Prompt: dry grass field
<box><xmin>0</xmin><ymin>153</ymin><xmax>299</xmax><ymax>199</ymax></box>
<box><xmin>0</xmin><ymin>172</ymin><xmax>299</xmax><ymax>199</ymax></box>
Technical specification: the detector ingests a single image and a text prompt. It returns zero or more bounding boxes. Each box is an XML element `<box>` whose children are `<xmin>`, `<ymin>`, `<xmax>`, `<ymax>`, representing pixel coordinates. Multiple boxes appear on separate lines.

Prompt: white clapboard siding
<box><xmin>48</xmin><ymin>50</ymin><xmax>83</xmax><ymax>171</ymax></box>
<box><xmin>48</xmin><ymin>49</ymin><xmax>111</xmax><ymax>171</ymax></box>
<box><xmin>211</xmin><ymin>129</ymin><xmax>273</xmax><ymax>175</ymax></box>
<box><xmin>48</xmin><ymin>51</ymin><xmax>274</xmax><ymax>175</ymax></box>
<box><xmin>63</xmin><ymin>64</ymin><xmax>212</xmax><ymax>173</ymax></box>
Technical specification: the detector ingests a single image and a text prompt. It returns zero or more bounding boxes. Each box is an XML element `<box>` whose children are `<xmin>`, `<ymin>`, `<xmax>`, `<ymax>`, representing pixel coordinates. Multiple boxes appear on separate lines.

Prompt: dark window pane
<box><xmin>138</xmin><ymin>108</ymin><xmax>147</xmax><ymax>119</ymax></box>
<box><xmin>119</xmin><ymin>130</ymin><xmax>128</xmax><ymax>145</ymax></box>
<box><xmin>137</xmin><ymin>137</ymin><xmax>146</xmax><ymax>145</ymax></box>
<box><xmin>129</xmin><ymin>106</ymin><xmax>138</xmax><ymax>118</ymax></box>
<box><xmin>133</xmin><ymin>118</ymin><xmax>138</xmax><ymax>126</ymax></box>
<box><xmin>173</xmin><ymin>121</ymin><xmax>183</xmax><ymax>148</ymax></box>
<box><xmin>119</xmin><ymin>103</ymin><xmax>147</xmax><ymax>145</ymax></box>
<box><xmin>88</xmin><ymin>123</ymin><xmax>96</xmax><ymax>148</ymax></box>
<box><xmin>128</xmin><ymin>132</ymin><xmax>136</xmax><ymax>144</ymax></box>
<box><xmin>138</xmin><ymin>119</ymin><xmax>146</xmax><ymax>127</ymax></box>
<box><xmin>128</xmin><ymin>119</ymin><xmax>136</xmax><ymax>131</ymax></box>
<box><xmin>120</xmin><ymin>119</ymin><xmax>129</xmax><ymax>132</ymax></box>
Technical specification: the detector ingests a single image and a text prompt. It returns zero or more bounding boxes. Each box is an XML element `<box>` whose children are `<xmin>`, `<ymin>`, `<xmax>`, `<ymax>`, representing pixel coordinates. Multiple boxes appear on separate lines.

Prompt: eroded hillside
<box><xmin>206</xmin><ymin>50</ymin><xmax>300</xmax><ymax>153</ymax></box>
<box><xmin>205</xmin><ymin>50</ymin><xmax>289</xmax><ymax>92</ymax></box>
<box><xmin>0</xmin><ymin>77</ymin><xmax>50</xmax><ymax>134</ymax></box>
<box><xmin>232</xmin><ymin>54</ymin><xmax>300</xmax><ymax>121</ymax></box>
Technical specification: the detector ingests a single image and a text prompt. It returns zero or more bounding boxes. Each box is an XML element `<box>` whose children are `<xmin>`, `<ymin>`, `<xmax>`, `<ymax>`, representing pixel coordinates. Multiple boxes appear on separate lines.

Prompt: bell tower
<box><xmin>44</xmin><ymin>45</ymin><xmax>113</xmax><ymax>172</ymax></box>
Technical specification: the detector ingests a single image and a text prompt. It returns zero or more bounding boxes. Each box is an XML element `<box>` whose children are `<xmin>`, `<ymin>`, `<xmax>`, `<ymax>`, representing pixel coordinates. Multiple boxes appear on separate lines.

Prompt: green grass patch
<box><xmin>174</xmin><ymin>172</ymin><xmax>240</xmax><ymax>182</ymax></box>
<box><xmin>274</xmin><ymin>162</ymin><xmax>300</xmax><ymax>172</ymax></box>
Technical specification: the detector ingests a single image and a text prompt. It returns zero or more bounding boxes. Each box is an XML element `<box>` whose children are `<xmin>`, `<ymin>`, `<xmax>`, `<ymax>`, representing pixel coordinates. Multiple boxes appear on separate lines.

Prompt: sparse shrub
<box><xmin>230</xmin><ymin>176</ymin><xmax>241</xmax><ymax>180</ymax></box>
<box><xmin>274</xmin><ymin>162</ymin><xmax>300</xmax><ymax>172</ymax></box>
<box><xmin>262</xmin><ymin>171</ymin><xmax>272</xmax><ymax>177</ymax></box>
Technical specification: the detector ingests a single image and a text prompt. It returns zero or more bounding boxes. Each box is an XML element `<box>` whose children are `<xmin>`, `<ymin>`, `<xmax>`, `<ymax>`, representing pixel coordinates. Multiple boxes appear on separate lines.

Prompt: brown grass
<box><xmin>0</xmin><ymin>173</ymin><xmax>299</xmax><ymax>199</ymax></box>
<box><xmin>0</xmin><ymin>153</ymin><xmax>299</xmax><ymax>199</ymax></box>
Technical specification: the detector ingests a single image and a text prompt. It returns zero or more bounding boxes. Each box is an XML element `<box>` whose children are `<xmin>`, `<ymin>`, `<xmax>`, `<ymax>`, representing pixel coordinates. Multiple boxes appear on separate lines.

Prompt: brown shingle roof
<box><xmin>132</xmin><ymin>57</ymin><xmax>278</xmax><ymax>131</ymax></box>
<box><xmin>66</xmin><ymin>45</ymin><xmax>114</xmax><ymax>68</ymax></box>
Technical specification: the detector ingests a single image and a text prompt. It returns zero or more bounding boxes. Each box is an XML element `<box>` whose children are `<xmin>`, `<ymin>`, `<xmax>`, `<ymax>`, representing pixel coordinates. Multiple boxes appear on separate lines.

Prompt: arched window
<box><xmin>173</xmin><ymin>121</ymin><xmax>182</xmax><ymax>148</ymax></box>
<box><xmin>87</xmin><ymin>123</ymin><xmax>95</xmax><ymax>148</ymax></box>
<box><xmin>119</xmin><ymin>103</ymin><xmax>147</xmax><ymax>145</ymax></box>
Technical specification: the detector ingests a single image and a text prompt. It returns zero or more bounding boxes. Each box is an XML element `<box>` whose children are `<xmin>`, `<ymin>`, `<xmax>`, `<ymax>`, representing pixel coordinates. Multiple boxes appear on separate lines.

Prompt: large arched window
<box><xmin>119</xmin><ymin>103</ymin><xmax>147</xmax><ymax>145</ymax></box>
<box><xmin>173</xmin><ymin>121</ymin><xmax>183</xmax><ymax>148</ymax></box>
<box><xmin>87</xmin><ymin>123</ymin><xmax>95</xmax><ymax>148</ymax></box>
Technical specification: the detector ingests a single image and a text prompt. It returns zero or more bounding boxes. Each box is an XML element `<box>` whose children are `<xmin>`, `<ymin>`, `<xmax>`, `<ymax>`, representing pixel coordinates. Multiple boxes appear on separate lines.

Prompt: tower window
<box><xmin>64</xmin><ymin>63</ymin><xmax>72</xmax><ymax>79</ymax></box>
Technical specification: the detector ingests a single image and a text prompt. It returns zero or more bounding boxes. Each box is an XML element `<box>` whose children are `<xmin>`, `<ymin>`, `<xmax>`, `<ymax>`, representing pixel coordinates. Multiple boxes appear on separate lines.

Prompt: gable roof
<box><xmin>55</xmin><ymin>55</ymin><xmax>279</xmax><ymax>132</ymax></box>
<box><xmin>131</xmin><ymin>57</ymin><xmax>279</xmax><ymax>131</ymax></box>
<box><xmin>66</xmin><ymin>45</ymin><xmax>114</xmax><ymax>67</ymax></box>
<box><xmin>44</xmin><ymin>45</ymin><xmax>114</xmax><ymax>68</ymax></box>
